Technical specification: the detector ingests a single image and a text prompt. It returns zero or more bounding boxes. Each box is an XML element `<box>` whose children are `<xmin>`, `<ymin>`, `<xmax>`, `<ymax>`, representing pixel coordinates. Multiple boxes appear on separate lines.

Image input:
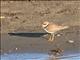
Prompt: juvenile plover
<box><xmin>42</xmin><ymin>21</ymin><xmax>69</xmax><ymax>42</ymax></box>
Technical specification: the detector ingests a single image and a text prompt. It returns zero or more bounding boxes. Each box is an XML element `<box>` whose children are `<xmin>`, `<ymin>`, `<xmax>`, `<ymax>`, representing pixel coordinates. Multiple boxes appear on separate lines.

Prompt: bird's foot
<box><xmin>48</xmin><ymin>39</ymin><xmax>54</xmax><ymax>42</ymax></box>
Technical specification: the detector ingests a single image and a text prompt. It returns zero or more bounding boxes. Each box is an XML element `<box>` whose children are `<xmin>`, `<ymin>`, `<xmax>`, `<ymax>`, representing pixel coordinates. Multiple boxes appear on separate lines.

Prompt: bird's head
<box><xmin>42</xmin><ymin>21</ymin><xmax>49</xmax><ymax>28</ymax></box>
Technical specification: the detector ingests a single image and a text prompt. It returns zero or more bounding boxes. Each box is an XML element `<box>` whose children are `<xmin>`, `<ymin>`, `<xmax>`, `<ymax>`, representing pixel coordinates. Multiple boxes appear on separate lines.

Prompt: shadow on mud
<box><xmin>8</xmin><ymin>33</ymin><xmax>48</xmax><ymax>37</ymax></box>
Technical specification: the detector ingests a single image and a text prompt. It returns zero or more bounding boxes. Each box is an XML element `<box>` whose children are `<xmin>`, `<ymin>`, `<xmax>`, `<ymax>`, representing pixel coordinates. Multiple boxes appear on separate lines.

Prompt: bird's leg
<box><xmin>48</xmin><ymin>33</ymin><xmax>52</xmax><ymax>42</ymax></box>
<box><xmin>48</xmin><ymin>33</ymin><xmax>55</xmax><ymax>42</ymax></box>
<box><xmin>51</xmin><ymin>33</ymin><xmax>55</xmax><ymax>42</ymax></box>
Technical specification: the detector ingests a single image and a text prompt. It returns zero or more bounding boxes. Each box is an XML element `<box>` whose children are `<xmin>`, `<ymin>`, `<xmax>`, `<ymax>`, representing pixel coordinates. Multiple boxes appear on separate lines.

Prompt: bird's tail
<box><xmin>64</xmin><ymin>26</ymin><xmax>69</xmax><ymax>29</ymax></box>
<box><xmin>62</xmin><ymin>26</ymin><xmax>69</xmax><ymax>30</ymax></box>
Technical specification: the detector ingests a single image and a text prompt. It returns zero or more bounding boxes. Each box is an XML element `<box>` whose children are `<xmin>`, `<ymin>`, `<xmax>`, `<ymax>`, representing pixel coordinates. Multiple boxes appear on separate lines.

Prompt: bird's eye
<box><xmin>43</xmin><ymin>24</ymin><xmax>46</xmax><ymax>25</ymax></box>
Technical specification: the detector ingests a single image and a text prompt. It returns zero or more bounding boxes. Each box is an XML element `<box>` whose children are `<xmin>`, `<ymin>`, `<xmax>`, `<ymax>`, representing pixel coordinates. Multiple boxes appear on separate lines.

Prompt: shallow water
<box><xmin>1</xmin><ymin>53</ymin><xmax>80</xmax><ymax>60</ymax></box>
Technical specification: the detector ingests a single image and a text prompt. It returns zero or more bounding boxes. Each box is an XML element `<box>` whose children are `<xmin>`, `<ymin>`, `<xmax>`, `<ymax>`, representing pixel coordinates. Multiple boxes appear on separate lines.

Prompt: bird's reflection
<box><xmin>48</xmin><ymin>48</ymin><xmax>63</xmax><ymax>60</ymax></box>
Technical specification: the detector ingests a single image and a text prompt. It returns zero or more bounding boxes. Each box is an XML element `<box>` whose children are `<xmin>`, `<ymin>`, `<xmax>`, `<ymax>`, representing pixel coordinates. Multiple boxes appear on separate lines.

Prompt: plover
<box><xmin>42</xmin><ymin>21</ymin><xmax>69</xmax><ymax>42</ymax></box>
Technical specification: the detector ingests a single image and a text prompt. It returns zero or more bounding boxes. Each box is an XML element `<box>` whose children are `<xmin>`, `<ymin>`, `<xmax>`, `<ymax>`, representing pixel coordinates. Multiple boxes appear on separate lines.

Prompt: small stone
<box><xmin>68</xmin><ymin>40</ymin><xmax>74</xmax><ymax>43</ymax></box>
<box><xmin>15</xmin><ymin>48</ymin><xmax>18</xmax><ymax>50</ymax></box>
<box><xmin>0</xmin><ymin>16</ymin><xmax>5</xmax><ymax>19</ymax></box>
<box><xmin>8</xmin><ymin>1</ymin><xmax>14</xmax><ymax>3</ymax></box>
<box><xmin>57</xmin><ymin>34</ymin><xmax>61</xmax><ymax>37</ymax></box>
<box><xmin>43</xmin><ymin>34</ymin><xmax>48</xmax><ymax>37</ymax></box>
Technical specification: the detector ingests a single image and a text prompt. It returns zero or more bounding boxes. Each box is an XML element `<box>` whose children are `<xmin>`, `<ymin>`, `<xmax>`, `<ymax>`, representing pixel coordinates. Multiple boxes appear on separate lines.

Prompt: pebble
<box><xmin>16</xmin><ymin>48</ymin><xmax>18</xmax><ymax>50</ymax></box>
<box><xmin>68</xmin><ymin>40</ymin><xmax>74</xmax><ymax>43</ymax></box>
<box><xmin>57</xmin><ymin>34</ymin><xmax>61</xmax><ymax>37</ymax></box>
<box><xmin>0</xmin><ymin>16</ymin><xmax>5</xmax><ymax>19</ymax></box>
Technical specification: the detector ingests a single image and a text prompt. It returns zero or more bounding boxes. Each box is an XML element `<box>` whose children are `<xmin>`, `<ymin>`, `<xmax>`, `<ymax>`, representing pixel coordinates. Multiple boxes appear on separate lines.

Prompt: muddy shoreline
<box><xmin>1</xmin><ymin>1</ymin><xmax>80</xmax><ymax>56</ymax></box>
